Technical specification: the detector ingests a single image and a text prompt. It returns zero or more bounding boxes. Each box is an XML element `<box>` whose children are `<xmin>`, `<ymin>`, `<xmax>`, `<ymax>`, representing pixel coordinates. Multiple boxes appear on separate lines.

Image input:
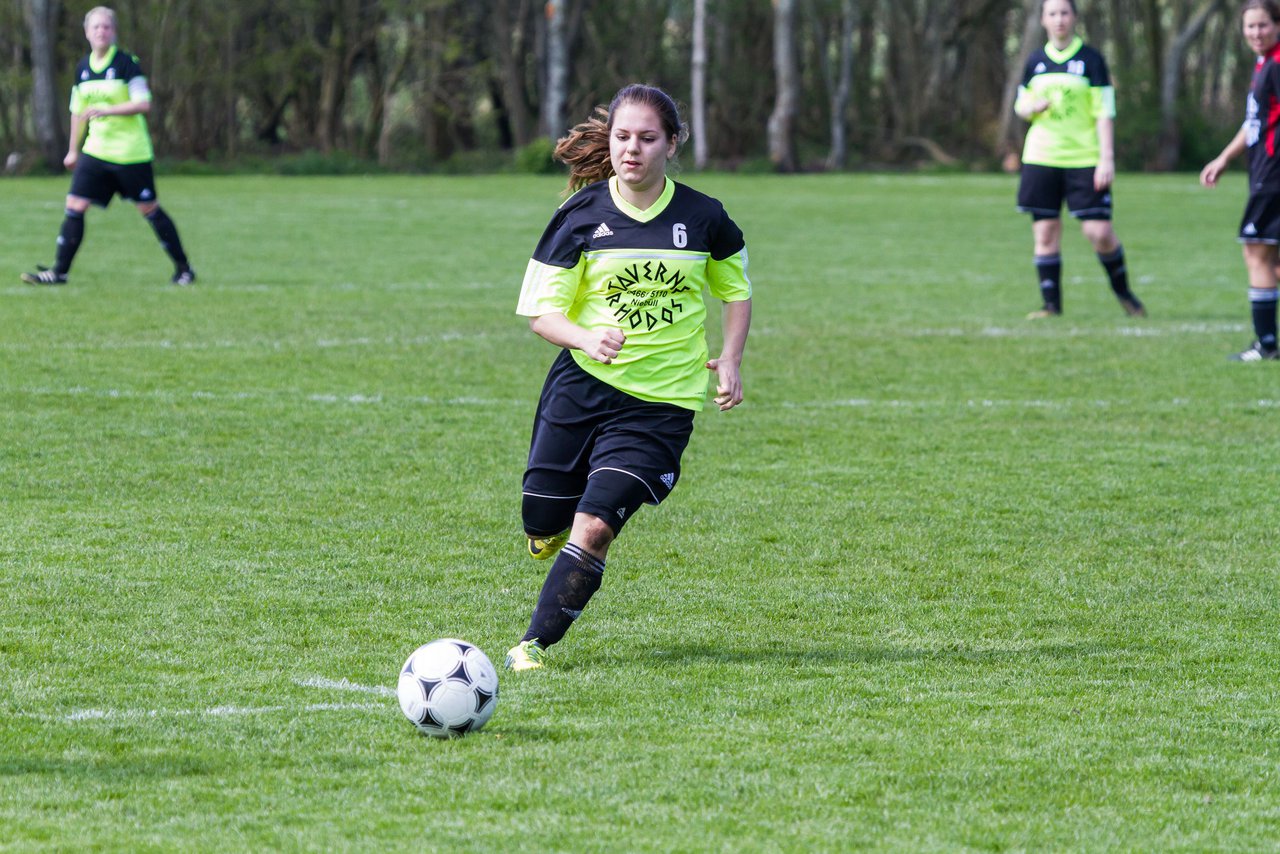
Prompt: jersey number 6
<box><xmin>672</xmin><ymin>223</ymin><xmax>687</xmax><ymax>248</ymax></box>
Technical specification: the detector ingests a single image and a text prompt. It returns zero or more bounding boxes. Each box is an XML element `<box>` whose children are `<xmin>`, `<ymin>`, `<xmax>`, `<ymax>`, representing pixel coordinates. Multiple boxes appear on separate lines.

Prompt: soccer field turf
<box><xmin>2</xmin><ymin>172</ymin><xmax>1277</xmax><ymax>850</ymax></box>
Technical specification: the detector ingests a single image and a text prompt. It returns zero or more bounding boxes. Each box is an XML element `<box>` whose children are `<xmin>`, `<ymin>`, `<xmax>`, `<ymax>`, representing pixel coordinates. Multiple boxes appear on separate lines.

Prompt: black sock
<box><xmin>145</xmin><ymin>207</ymin><xmax>190</xmax><ymax>270</ymax></box>
<box><xmin>1035</xmin><ymin>253</ymin><xmax>1062</xmax><ymax>312</ymax></box>
<box><xmin>54</xmin><ymin>209</ymin><xmax>85</xmax><ymax>276</ymax></box>
<box><xmin>522</xmin><ymin>543</ymin><xmax>605</xmax><ymax>648</ymax></box>
<box><xmin>1098</xmin><ymin>245</ymin><xmax>1133</xmax><ymax>299</ymax></box>
<box><xmin>1249</xmin><ymin>288</ymin><xmax>1279</xmax><ymax>351</ymax></box>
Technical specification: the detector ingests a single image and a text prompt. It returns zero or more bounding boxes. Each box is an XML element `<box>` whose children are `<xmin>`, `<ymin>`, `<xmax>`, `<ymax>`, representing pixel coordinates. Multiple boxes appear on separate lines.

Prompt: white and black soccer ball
<box><xmin>397</xmin><ymin>639</ymin><xmax>499</xmax><ymax>738</ymax></box>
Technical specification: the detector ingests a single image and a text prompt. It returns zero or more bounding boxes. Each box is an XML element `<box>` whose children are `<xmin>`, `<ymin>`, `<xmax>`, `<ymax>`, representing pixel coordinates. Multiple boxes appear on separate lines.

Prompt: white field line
<box><xmin>33</xmin><ymin>677</ymin><xmax>396</xmax><ymax>723</ymax></box>
<box><xmin>0</xmin><ymin>329</ymin><xmax>522</xmax><ymax>353</ymax></box>
<box><xmin>920</xmin><ymin>322</ymin><xmax>1247</xmax><ymax>339</ymax></box>
<box><xmin>295</xmin><ymin>676</ymin><xmax>397</xmax><ymax>698</ymax></box>
<box><xmin>0</xmin><ymin>322</ymin><xmax>1248</xmax><ymax>354</ymax></box>
<box><xmin>781</xmin><ymin>397</ymin><xmax>1280</xmax><ymax>411</ymax></box>
<box><xmin>13</xmin><ymin>385</ymin><xmax>1280</xmax><ymax>411</ymax></box>
<box><xmin>12</xmin><ymin>386</ymin><xmax>521</xmax><ymax>408</ymax></box>
<box><xmin>46</xmin><ymin>701</ymin><xmax>385</xmax><ymax>723</ymax></box>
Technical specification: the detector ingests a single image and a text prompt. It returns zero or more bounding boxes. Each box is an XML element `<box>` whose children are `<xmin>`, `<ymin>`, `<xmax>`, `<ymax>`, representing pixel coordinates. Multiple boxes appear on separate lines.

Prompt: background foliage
<box><xmin>2</xmin><ymin>0</ymin><xmax>1257</xmax><ymax>174</ymax></box>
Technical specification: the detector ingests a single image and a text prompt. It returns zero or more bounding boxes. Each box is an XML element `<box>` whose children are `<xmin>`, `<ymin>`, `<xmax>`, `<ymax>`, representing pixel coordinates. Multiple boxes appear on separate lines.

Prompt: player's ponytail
<box><xmin>555</xmin><ymin>107</ymin><xmax>613</xmax><ymax>195</ymax></box>
<box><xmin>555</xmin><ymin>83</ymin><xmax>688</xmax><ymax>195</ymax></box>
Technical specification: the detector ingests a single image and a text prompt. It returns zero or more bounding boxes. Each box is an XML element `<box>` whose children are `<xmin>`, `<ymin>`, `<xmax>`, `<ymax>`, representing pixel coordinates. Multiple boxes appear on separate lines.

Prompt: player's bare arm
<box><xmin>529</xmin><ymin>312</ymin><xmax>626</xmax><ymax>364</ymax></box>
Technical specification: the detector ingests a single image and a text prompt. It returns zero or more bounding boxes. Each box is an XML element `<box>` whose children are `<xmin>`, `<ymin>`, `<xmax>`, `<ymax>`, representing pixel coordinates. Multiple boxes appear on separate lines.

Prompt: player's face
<box><xmin>85</xmin><ymin>12</ymin><xmax>116</xmax><ymax>52</ymax></box>
<box><xmin>609</xmin><ymin>103</ymin><xmax>677</xmax><ymax>195</ymax></box>
<box><xmin>1244</xmin><ymin>8</ymin><xmax>1280</xmax><ymax>56</ymax></box>
<box><xmin>1040</xmin><ymin>0</ymin><xmax>1076</xmax><ymax>44</ymax></box>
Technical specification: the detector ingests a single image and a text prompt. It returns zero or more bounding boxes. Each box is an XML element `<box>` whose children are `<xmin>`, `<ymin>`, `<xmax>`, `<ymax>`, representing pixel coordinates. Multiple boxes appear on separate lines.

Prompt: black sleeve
<box><xmin>530</xmin><ymin>206</ymin><xmax>585</xmax><ymax>269</ymax></box>
<box><xmin>708</xmin><ymin>204</ymin><xmax>745</xmax><ymax>262</ymax></box>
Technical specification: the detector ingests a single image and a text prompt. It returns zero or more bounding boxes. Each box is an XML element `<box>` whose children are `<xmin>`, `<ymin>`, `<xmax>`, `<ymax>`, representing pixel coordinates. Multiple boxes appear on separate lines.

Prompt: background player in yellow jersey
<box><xmin>506</xmin><ymin>84</ymin><xmax>752</xmax><ymax>671</ymax></box>
<box><xmin>1015</xmin><ymin>0</ymin><xmax>1143</xmax><ymax>319</ymax></box>
<box><xmin>22</xmin><ymin>7</ymin><xmax>194</xmax><ymax>287</ymax></box>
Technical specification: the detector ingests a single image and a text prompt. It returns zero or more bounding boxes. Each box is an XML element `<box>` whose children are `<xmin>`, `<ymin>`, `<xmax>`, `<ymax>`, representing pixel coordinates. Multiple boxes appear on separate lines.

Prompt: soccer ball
<box><xmin>397</xmin><ymin>639</ymin><xmax>499</xmax><ymax>738</ymax></box>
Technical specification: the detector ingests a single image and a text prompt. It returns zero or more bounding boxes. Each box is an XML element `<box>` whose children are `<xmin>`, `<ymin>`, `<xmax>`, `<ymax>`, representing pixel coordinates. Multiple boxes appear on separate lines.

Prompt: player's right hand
<box><xmin>63</xmin><ymin>151</ymin><xmax>78</xmax><ymax>170</ymax></box>
<box><xmin>1200</xmin><ymin>159</ymin><xmax>1225</xmax><ymax>188</ymax></box>
<box><xmin>582</xmin><ymin>328</ymin><xmax>626</xmax><ymax>365</ymax></box>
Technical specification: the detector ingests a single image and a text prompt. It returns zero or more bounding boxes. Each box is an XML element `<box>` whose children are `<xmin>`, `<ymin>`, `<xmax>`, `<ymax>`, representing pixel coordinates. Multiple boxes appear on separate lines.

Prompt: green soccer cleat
<box><xmin>505</xmin><ymin>639</ymin><xmax>545</xmax><ymax>672</ymax></box>
<box><xmin>528</xmin><ymin>530</ymin><xmax>569</xmax><ymax>560</ymax></box>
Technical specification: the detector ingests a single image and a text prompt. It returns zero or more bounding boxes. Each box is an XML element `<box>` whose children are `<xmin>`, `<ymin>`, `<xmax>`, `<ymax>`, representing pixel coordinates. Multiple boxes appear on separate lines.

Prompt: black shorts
<box><xmin>1239</xmin><ymin>192</ymin><xmax>1280</xmax><ymax>244</ymax></box>
<box><xmin>1017</xmin><ymin>164</ymin><xmax>1111</xmax><ymax>221</ymax></box>
<box><xmin>523</xmin><ymin>349</ymin><xmax>695</xmax><ymax>525</ymax></box>
<box><xmin>69</xmin><ymin>153</ymin><xmax>158</xmax><ymax>208</ymax></box>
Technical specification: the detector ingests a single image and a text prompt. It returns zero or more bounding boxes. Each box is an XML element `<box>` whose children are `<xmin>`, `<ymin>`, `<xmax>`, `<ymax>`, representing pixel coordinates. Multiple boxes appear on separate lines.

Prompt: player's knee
<box><xmin>137</xmin><ymin>201</ymin><xmax>158</xmax><ymax>217</ymax></box>
<box><xmin>578</xmin><ymin>468</ymin><xmax>652</xmax><ymax>537</ymax></box>
<box><xmin>574</xmin><ymin>514</ymin><xmax>615</xmax><ymax>553</ymax></box>
<box><xmin>65</xmin><ymin>196</ymin><xmax>90</xmax><ymax>214</ymax></box>
<box><xmin>522</xmin><ymin>493</ymin><xmax>576</xmax><ymax>538</ymax></box>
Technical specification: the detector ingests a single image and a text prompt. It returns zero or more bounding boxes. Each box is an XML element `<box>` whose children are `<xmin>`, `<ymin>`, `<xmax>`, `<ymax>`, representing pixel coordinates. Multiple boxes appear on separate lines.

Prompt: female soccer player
<box><xmin>506</xmin><ymin>84</ymin><xmax>752</xmax><ymax>671</ymax></box>
<box><xmin>1014</xmin><ymin>0</ymin><xmax>1143</xmax><ymax>319</ymax></box>
<box><xmin>1200</xmin><ymin>0</ymin><xmax>1280</xmax><ymax>362</ymax></box>
<box><xmin>21</xmin><ymin>7</ymin><xmax>194</xmax><ymax>287</ymax></box>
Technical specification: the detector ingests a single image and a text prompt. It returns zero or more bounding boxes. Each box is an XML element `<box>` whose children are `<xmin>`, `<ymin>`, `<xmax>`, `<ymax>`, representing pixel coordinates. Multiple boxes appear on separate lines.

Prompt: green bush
<box><xmin>274</xmin><ymin>150</ymin><xmax>384</xmax><ymax>176</ymax></box>
<box><xmin>514</xmin><ymin>137</ymin><xmax>558</xmax><ymax>174</ymax></box>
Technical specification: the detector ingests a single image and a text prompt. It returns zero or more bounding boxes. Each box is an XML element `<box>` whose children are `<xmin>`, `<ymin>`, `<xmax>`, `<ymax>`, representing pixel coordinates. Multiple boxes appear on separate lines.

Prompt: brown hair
<box><xmin>1242</xmin><ymin>0</ymin><xmax>1280</xmax><ymax>21</ymax></box>
<box><xmin>1041</xmin><ymin>0</ymin><xmax>1077</xmax><ymax>11</ymax></box>
<box><xmin>554</xmin><ymin>84</ymin><xmax>687</xmax><ymax>194</ymax></box>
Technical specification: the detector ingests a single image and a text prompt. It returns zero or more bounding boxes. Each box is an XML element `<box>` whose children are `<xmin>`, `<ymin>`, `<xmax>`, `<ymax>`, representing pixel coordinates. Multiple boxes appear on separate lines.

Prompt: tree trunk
<box><xmin>1156</xmin><ymin>0</ymin><xmax>1225</xmax><ymax>171</ymax></box>
<box><xmin>996</xmin><ymin>0</ymin><xmax>1042</xmax><ymax>164</ymax></box>
<box><xmin>543</xmin><ymin>0</ymin><xmax>569</xmax><ymax>139</ymax></box>
<box><xmin>692</xmin><ymin>0</ymin><xmax>709</xmax><ymax>169</ymax></box>
<box><xmin>767</xmin><ymin>0</ymin><xmax>799</xmax><ymax>172</ymax></box>
<box><xmin>826</xmin><ymin>0</ymin><xmax>857</xmax><ymax>170</ymax></box>
<box><xmin>494</xmin><ymin>0</ymin><xmax>533</xmax><ymax>148</ymax></box>
<box><xmin>22</xmin><ymin>0</ymin><xmax>64</xmax><ymax>170</ymax></box>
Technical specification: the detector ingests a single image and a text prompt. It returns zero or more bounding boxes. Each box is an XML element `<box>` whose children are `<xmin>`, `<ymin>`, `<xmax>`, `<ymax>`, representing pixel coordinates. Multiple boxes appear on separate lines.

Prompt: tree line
<box><xmin>3</xmin><ymin>0</ymin><xmax>1256</xmax><ymax>175</ymax></box>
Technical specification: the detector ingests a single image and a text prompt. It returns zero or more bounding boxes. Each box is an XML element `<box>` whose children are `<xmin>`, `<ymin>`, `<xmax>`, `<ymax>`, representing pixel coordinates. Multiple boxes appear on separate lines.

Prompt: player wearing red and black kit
<box><xmin>1201</xmin><ymin>3</ymin><xmax>1280</xmax><ymax>362</ymax></box>
<box><xmin>1240</xmin><ymin>42</ymin><xmax>1280</xmax><ymax>233</ymax></box>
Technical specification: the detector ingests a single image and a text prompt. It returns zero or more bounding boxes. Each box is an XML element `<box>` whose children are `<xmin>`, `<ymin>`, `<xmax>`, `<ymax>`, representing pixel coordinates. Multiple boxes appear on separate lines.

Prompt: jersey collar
<box><xmin>608</xmin><ymin>175</ymin><xmax>675</xmax><ymax>223</ymax></box>
<box><xmin>1044</xmin><ymin>36</ymin><xmax>1083</xmax><ymax>65</ymax></box>
<box><xmin>89</xmin><ymin>44</ymin><xmax>118</xmax><ymax>74</ymax></box>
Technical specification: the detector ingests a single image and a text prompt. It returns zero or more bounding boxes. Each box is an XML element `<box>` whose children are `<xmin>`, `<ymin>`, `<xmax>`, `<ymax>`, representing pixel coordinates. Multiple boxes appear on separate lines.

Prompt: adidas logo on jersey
<box><xmin>592</xmin><ymin>222</ymin><xmax>614</xmax><ymax>240</ymax></box>
<box><xmin>1034</xmin><ymin>62</ymin><xmax>1046</xmax><ymax>73</ymax></box>
<box><xmin>1246</xmin><ymin>222</ymin><xmax>1259</xmax><ymax>236</ymax></box>
<box><xmin>660</xmin><ymin>473</ymin><xmax>675</xmax><ymax>489</ymax></box>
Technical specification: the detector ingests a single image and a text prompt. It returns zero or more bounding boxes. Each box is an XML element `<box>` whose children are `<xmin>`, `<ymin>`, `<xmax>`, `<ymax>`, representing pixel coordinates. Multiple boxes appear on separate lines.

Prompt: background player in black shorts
<box><xmin>1201</xmin><ymin>0</ymin><xmax>1280</xmax><ymax>361</ymax></box>
<box><xmin>1014</xmin><ymin>0</ymin><xmax>1145</xmax><ymax>319</ymax></box>
<box><xmin>506</xmin><ymin>84</ymin><xmax>753</xmax><ymax>671</ymax></box>
<box><xmin>22</xmin><ymin>7</ymin><xmax>194</xmax><ymax>287</ymax></box>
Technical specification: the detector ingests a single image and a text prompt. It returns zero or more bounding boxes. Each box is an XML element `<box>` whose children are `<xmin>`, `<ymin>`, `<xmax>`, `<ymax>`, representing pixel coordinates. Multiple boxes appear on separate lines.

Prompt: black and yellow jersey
<box><xmin>1017</xmin><ymin>37</ymin><xmax>1115</xmax><ymax>169</ymax></box>
<box><xmin>69</xmin><ymin>45</ymin><xmax>153</xmax><ymax>165</ymax></box>
<box><xmin>517</xmin><ymin>177</ymin><xmax>751</xmax><ymax>411</ymax></box>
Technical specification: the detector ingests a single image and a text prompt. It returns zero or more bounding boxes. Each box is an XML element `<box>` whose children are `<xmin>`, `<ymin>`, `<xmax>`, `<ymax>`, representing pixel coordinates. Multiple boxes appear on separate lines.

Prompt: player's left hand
<box><xmin>1094</xmin><ymin>161</ymin><xmax>1114</xmax><ymax>191</ymax></box>
<box><xmin>705</xmin><ymin>358</ymin><xmax>743</xmax><ymax>411</ymax></box>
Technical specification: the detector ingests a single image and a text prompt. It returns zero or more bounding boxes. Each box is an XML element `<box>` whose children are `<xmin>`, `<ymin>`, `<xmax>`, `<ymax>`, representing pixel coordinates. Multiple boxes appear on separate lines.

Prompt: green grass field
<box><xmin>2</xmin><ymin>171</ymin><xmax>1278</xmax><ymax>851</ymax></box>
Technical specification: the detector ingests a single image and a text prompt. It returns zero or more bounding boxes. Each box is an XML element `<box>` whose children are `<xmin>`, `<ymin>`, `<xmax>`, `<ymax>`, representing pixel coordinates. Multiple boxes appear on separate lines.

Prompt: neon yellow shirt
<box><xmin>1017</xmin><ymin>38</ymin><xmax>1115</xmax><ymax>169</ymax></box>
<box><xmin>69</xmin><ymin>45</ymin><xmax>154</xmax><ymax>165</ymax></box>
<box><xmin>517</xmin><ymin>177</ymin><xmax>751</xmax><ymax>411</ymax></box>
